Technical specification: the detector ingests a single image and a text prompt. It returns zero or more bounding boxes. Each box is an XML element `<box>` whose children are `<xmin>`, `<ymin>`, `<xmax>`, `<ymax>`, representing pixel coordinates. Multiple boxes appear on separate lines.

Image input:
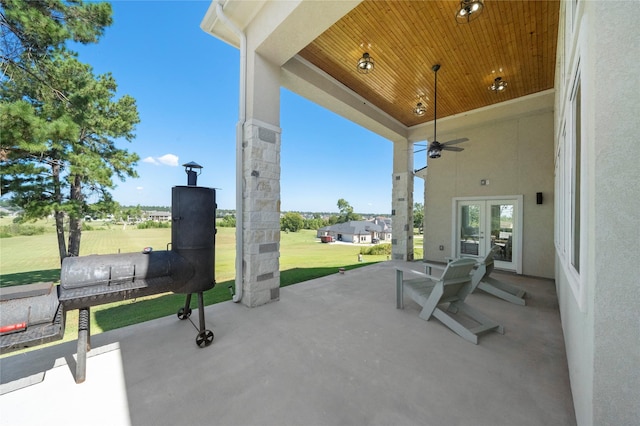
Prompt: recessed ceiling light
<box><xmin>357</xmin><ymin>52</ymin><xmax>374</xmax><ymax>74</ymax></box>
<box><xmin>489</xmin><ymin>77</ymin><xmax>508</xmax><ymax>92</ymax></box>
<box><xmin>456</xmin><ymin>0</ymin><xmax>485</xmax><ymax>24</ymax></box>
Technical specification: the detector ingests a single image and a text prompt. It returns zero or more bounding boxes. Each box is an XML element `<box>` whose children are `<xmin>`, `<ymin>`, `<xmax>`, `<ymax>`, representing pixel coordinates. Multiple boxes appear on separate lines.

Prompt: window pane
<box><xmin>460</xmin><ymin>204</ymin><xmax>479</xmax><ymax>255</ymax></box>
<box><xmin>490</xmin><ymin>203</ymin><xmax>513</xmax><ymax>262</ymax></box>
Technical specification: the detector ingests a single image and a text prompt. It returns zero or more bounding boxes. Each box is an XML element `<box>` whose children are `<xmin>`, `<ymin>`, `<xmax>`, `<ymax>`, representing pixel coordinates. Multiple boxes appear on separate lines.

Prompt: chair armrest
<box><xmin>424</xmin><ymin>262</ymin><xmax>446</xmax><ymax>270</ymax></box>
<box><xmin>422</xmin><ymin>273</ymin><xmax>441</xmax><ymax>281</ymax></box>
<box><xmin>424</xmin><ymin>262</ymin><xmax>446</xmax><ymax>277</ymax></box>
<box><xmin>396</xmin><ymin>268</ymin><xmax>435</xmax><ymax>308</ymax></box>
<box><xmin>396</xmin><ymin>268</ymin><xmax>440</xmax><ymax>282</ymax></box>
<box><xmin>396</xmin><ymin>268</ymin><xmax>428</xmax><ymax>278</ymax></box>
<box><xmin>446</xmin><ymin>255</ymin><xmax>481</xmax><ymax>264</ymax></box>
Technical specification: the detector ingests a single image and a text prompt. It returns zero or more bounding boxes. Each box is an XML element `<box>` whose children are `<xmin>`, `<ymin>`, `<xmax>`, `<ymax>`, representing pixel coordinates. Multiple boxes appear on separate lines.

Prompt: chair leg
<box><xmin>470</xmin><ymin>264</ymin><xmax>486</xmax><ymax>292</ymax></box>
<box><xmin>454</xmin><ymin>302</ymin><xmax>505</xmax><ymax>335</ymax></box>
<box><xmin>478</xmin><ymin>277</ymin><xmax>526</xmax><ymax>305</ymax></box>
<box><xmin>417</xmin><ymin>284</ymin><xmax>443</xmax><ymax>321</ymax></box>
<box><xmin>431</xmin><ymin>308</ymin><xmax>478</xmax><ymax>344</ymax></box>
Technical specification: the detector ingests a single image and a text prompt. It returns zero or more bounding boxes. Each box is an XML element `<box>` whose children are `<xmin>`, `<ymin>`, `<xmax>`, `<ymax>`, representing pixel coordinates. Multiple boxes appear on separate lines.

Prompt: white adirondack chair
<box><xmin>396</xmin><ymin>258</ymin><xmax>504</xmax><ymax>344</ymax></box>
<box><xmin>470</xmin><ymin>246</ymin><xmax>527</xmax><ymax>305</ymax></box>
<box><xmin>444</xmin><ymin>246</ymin><xmax>527</xmax><ymax>305</ymax></box>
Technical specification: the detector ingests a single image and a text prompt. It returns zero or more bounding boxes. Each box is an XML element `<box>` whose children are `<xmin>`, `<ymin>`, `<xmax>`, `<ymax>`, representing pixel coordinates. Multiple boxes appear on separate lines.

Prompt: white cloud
<box><xmin>142</xmin><ymin>154</ymin><xmax>179</xmax><ymax>167</ymax></box>
<box><xmin>136</xmin><ymin>186</ymin><xmax>144</xmax><ymax>191</ymax></box>
<box><xmin>157</xmin><ymin>154</ymin><xmax>179</xmax><ymax>166</ymax></box>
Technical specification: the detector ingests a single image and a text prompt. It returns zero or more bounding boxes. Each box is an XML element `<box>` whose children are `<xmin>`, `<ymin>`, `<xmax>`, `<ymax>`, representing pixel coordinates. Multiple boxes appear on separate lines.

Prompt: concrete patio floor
<box><xmin>0</xmin><ymin>261</ymin><xmax>575</xmax><ymax>426</ymax></box>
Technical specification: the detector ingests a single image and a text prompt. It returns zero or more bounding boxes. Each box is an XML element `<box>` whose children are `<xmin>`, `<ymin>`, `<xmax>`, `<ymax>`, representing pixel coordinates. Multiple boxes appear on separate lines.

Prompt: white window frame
<box><xmin>556</xmin><ymin>58</ymin><xmax>585</xmax><ymax>311</ymax></box>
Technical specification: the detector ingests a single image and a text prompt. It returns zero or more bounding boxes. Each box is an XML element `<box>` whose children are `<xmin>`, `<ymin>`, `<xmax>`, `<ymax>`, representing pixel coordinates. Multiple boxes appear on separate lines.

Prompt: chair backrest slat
<box><xmin>440</xmin><ymin>258</ymin><xmax>476</xmax><ymax>299</ymax></box>
<box><xmin>482</xmin><ymin>245</ymin><xmax>501</xmax><ymax>279</ymax></box>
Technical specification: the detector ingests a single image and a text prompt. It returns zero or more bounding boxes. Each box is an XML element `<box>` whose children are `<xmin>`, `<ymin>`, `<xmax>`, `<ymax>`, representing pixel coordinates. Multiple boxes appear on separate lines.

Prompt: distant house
<box><xmin>317</xmin><ymin>218</ymin><xmax>392</xmax><ymax>244</ymax></box>
<box><xmin>372</xmin><ymin>216</ymin><xmax>392</xmax><ymax>232</ymax></box>
<box><xmin>146</xmin><ymin>211</ymin><xmax>171</xmax><ymax>222</ymax></box>
<box><xmin>0</xmin><ymin>207</ymin><xmax>18</xmax><ymax>217</ymax></box>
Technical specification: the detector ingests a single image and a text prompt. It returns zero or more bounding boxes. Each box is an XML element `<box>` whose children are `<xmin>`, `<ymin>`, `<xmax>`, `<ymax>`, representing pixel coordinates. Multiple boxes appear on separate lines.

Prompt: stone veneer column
<box><xmin>391</xmin><ymin>140</ymin><xmax>414</xmax><ymax>261</ymax></box>
<box><xmin>240</xmin><ymin>119</ymin><xmax>281</xmax><ymax>307</ymax></box>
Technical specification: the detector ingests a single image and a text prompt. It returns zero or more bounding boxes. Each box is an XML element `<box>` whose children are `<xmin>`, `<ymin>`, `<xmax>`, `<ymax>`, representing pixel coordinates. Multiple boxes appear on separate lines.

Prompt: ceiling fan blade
<box><xmin>441</xmin><ymin>137</ymin><xmax>469</xmax><ymax>147</ymax></box>
<box><xmin>441</xmin><ymin>146</ymin><xmax>464</xmax><ymax>152</ymax></box>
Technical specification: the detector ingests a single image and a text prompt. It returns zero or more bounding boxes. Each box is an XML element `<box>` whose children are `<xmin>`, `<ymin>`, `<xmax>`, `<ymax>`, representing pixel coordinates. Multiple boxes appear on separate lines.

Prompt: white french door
<box><xmin>453</xmin><ymin>196</ymin><xmax>522</xmax><ymax>273</ymax></box>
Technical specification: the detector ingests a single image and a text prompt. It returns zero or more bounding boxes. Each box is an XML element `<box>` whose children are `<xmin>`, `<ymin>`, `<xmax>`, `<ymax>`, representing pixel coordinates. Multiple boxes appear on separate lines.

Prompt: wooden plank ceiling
<box><xmin>299</xmin><ymin>0</ymin><xmax>560</xmax><ymax>127</ymax></box>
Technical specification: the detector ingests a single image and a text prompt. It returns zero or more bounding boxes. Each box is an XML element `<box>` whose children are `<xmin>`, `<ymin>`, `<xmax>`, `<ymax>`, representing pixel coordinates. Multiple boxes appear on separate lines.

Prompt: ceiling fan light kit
<box><xmin>428</xmin><ymin>147</ymin><xmax>442</xmax><ymax>159</ymax></box>
<box><xmin>357</xmin><ymin>52</ymin><xmax>374</xmax><ymax>74</ymax></box>
<box><xmin>413</xmin><ymin>102</ymin><xmax>426</xmax><ymax>116</ymax></box>
<box><xmin>489</xmin><ymin>76</ymin><xmax>508</xmax><ymax>92</ymax></box>
<box><xmin>456</xmin><ymin>0</ymin><xmax>485</xmax><ymax>24</ymax></box>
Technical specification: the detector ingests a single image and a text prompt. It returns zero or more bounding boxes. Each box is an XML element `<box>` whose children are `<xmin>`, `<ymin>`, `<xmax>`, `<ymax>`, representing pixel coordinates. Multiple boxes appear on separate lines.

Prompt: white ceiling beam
<box><xmin>201</xmin><ymin>1</ymin><xmax>361</xmax><ymax>67</ymax></box>
<box><xmin>408</xmin><ymin>90</ymin><xmax>555</xmax><ymax>143</ymax></box>
<box><xmin>282</xmin><ymin>56</ymin><xmax>408</xmax><ymax>142</ymax></box>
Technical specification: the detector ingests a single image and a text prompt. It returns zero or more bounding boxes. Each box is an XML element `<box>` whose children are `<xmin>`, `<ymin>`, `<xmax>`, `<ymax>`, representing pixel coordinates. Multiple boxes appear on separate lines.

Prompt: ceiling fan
<box><xmin>414</xmin><ymin>64</ymin><xmax>469</xmax><ymax>159</ymax></box>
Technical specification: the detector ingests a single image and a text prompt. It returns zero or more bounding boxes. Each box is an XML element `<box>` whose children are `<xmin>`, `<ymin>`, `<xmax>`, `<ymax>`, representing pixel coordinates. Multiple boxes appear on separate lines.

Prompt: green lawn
<box><xmin>0</xmin><ymin>223</ymin><xmax>389</xmax><ymax>354</ymax></box>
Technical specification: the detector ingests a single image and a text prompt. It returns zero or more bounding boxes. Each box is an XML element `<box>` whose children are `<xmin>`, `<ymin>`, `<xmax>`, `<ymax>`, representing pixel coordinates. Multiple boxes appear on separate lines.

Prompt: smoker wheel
<box><xmin>177</xmin><ymin>307</ymin><xmax>192</xmax><ymax>320</ymax></box>
<box><xmin>196</xmin><ymin>330</ymin><xmax>214</xmax><ymax>347</ymax></box>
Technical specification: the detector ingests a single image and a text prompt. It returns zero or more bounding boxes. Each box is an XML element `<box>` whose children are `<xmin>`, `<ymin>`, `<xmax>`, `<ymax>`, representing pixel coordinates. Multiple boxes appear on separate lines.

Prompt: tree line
<box><xmin>217</xmin><ymin>198</ymin><xmax>387</xmax><ymax>232</ymax></box>
<box><xmin>279</xmin><ymin>199</ymin><xmax>361</xmax><ymax>232</ymax></box>
<box><xmin>217</xmin><ymin>199</ymin><xmax>425</xmax><ymax>233</ymax></box>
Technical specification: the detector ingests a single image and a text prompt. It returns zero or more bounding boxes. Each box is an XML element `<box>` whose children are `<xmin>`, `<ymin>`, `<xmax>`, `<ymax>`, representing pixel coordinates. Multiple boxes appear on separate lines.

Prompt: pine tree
<box><xmin>1</xmin><ymin>1</ymin><xmax>139</xmax><ymax>260</ymax></box>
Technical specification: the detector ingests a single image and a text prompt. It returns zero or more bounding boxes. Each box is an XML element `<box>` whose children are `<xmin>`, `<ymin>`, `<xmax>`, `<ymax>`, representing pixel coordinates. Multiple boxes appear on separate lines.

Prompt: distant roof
<box><xmin>319</xmin><ymin>220</ymin><xmax>384</xmax><ymax>234</ymax></box>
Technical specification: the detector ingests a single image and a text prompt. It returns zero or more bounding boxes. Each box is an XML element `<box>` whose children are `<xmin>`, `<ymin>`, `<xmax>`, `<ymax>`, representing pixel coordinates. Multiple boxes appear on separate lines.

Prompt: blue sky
<box><xmin>72</xmin><ymin>1</ymin><xmax>424</xmax><ymax>213</ymax></box>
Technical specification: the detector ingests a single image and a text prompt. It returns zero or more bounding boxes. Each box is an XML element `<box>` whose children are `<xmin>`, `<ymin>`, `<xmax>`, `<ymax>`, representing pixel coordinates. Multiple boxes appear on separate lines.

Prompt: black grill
<box><xmin>0</xmin><ymin>163</ymin><xmax>217</xmax><ymax>383</ymax></box>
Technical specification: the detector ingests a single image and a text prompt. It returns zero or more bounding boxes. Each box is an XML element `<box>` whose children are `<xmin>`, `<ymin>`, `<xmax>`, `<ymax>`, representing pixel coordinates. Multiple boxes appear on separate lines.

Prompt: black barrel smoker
<box><xmin>0</xmin><ymin>162</ymin><xmax>217</xmax><ymax>383</ymax></box>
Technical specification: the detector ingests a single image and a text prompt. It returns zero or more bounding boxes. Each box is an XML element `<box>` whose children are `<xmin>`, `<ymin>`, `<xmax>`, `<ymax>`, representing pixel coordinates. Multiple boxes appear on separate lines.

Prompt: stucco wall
<box><xmin>423</xmin><ymin>109</ymin><xmax>555</xmax><ymax>278</ymax></box>
<box><xmin>556</xmin><ymin>265</ymin><xmax>594</xmax><ymax>426</ymax></box>
<box><xmin>554</xmin><ymin>2</ymin><xmax>640</xmax><ymax>425</ymax></box>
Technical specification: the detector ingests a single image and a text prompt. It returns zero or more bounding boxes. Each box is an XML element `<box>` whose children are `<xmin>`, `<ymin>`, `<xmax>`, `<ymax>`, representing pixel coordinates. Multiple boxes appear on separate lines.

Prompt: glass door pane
<box><xmin>458</xmin><ymin>202</ymin><xmax>483</xmax><ymax>258</ymax></box>
<box><xmin>488</xmin><ymin>201</ymin><xmax>514</xmax><ymax>268</ymax></box>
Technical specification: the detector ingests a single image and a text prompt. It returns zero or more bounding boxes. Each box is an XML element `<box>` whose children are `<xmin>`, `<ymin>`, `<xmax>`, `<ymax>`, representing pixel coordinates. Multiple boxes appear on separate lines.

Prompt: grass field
<box><xmin>0</xmin><ymin>219</ymin><xmax>391</xmax><ymax>354</ymax></box>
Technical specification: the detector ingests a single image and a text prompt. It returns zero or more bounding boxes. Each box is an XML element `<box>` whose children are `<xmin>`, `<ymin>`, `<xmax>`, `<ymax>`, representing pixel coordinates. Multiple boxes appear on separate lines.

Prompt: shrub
<box><xmin>360</xmin><ymin>243</ymin><xmax>391</xmax><ymax>256</ymax></box>
<box><xmin>281</xmin><ymin>212</ymin><xmax>304</xmax><ymax>232</ymax></box>
<box><xmin>218</xmin><ymin>215</ymin><xmax>236</xmax><ymax>228</ymax></box>
<box><xmin>136</xmin><ymin>221</ymin><xmax>171</xmax><ymax>229</ymax></box>
<box><xmin>0</xmin><ymin>224</ymin><xmax>47</xmax><ymax>238</ymax></box>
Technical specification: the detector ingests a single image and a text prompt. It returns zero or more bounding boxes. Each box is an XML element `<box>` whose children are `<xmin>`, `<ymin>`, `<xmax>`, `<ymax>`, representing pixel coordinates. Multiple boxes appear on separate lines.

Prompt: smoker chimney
<box><xmin>183</xmin><ymin>161</ymin><xmax>203</xmax><ymax>186</ymax></box>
